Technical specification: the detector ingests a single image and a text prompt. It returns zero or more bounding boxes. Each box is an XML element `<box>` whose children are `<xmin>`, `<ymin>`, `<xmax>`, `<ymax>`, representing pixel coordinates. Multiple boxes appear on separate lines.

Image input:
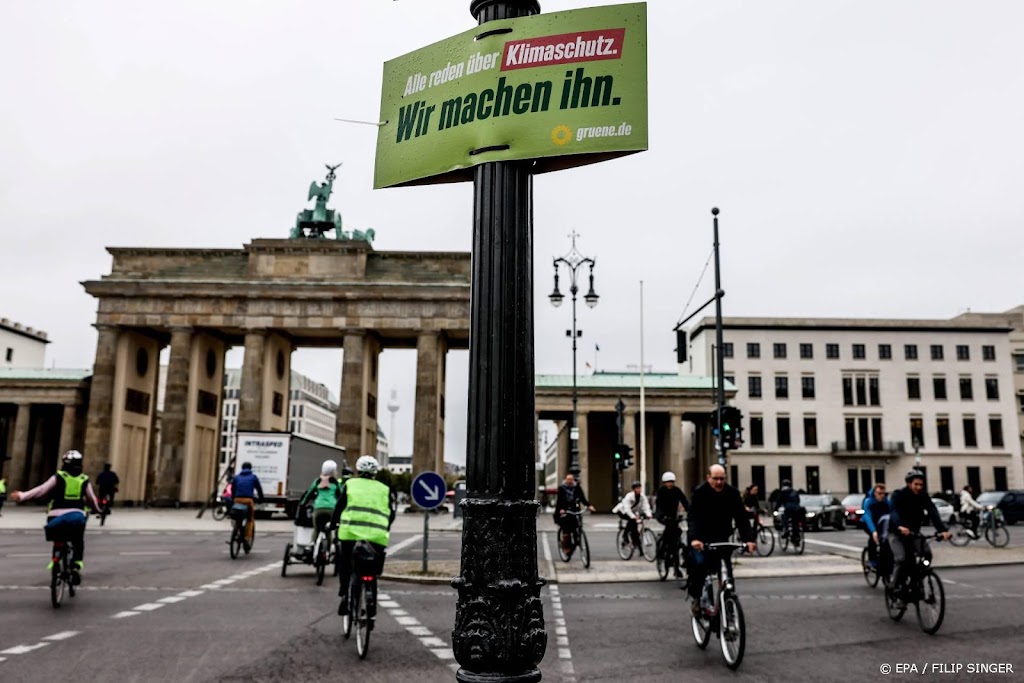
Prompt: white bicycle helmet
<box><xmin>321</xmin><ymin>459</ymin><xmax>338</xmax><ymax>476</ymax></box>
<box><xmin>661</xmin><ymin>471</ymin><xmax>676</xmax><ymax>483</ymax></box>
<box><xmin>62</xmin><ymin>450</ymin><xmax>84</xmax><ymax>463</ymax></box>
<box><xmin>356</xmin><ymin>455</ymin><xmax>379</xmax><ymax>475</ymax></box>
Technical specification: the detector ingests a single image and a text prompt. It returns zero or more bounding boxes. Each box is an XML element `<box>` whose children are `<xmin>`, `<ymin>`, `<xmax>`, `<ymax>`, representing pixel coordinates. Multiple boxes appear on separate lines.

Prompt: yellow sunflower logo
<box><xmin>551</xmin><ymin>125</ymin><xmax>572</xmax><ymax>146</ymax></box>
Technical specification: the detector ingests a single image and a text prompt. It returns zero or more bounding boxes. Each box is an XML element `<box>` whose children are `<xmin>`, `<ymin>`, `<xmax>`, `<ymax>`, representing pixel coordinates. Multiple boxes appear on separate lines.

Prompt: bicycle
<box><xmin>96</xmin><ymin>495</ymin><xmax>112</xmax><ymax>526</ymax></box>
<box><xmin>313</xmin><ymin>524</ymin><xmax>338</xmax><ymax>586</ymax></box>
<box><xmin>883</xmin><ymin>532</ymin><xmax>945</xmax><ymax>635</ymax></box>
<box><xmin>228</xmin><ymin>502</ymin><xmax>254</xmax><ymax>559</ymax></box>
<box><xmin>557</xmin><ymin>511</ymin><xmax>590</xmax><ymax>568</ymax></box>
<box><xmin>777</xmin><ymin>513</ymin><xmax>805</xmax><ymax>555</ymax></box>
<box><xmin>342</xmin><ymin>541</ymin><xmax>379</xmax><ymax>660</ymax></box>
<box><xmin>690</xmin><ymin>542</ymin><xmax>746</xmax><ymax>670</ymax></box>
<box><xmin>948</xmin><ymin>506</ymin><xmax>1009</xmax><ymax>548</ymax></box>
<box><xmin>617</xmin><ymin>515</ymin><xmax>657</xmax><ymax>562</ymax></box>
<box><xmin>733</xmin><ymin>517</ymin><xmax>775</xmax><ymax>557</ymax></box>
<box><xmin>49</xmin><ymin>538</ymin><xmax>78</xmax><ymax>609</ymax></box>
<box><xmin>655</xmin><ymin>517</ymin><xmax>687</xmax><ymax>585</ymax></box>
<box><xmin>861</xmin><ymin>542</ymin><xmax>887</xmax><ymax>589</ymax></box>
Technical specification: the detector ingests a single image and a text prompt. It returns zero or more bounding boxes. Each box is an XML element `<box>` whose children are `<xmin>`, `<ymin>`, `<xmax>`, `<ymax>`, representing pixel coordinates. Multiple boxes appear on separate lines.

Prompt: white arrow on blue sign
<box><xmin>411</xmin><ymin>471</ymin><xmax>446</xmax><ymax>510</ymax></box>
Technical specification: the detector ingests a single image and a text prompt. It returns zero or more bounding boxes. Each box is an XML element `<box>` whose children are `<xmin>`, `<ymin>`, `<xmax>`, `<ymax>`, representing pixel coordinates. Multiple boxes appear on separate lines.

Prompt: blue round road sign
<box><xmin>411</xmin><ymin>471</ymin><xmax>446</xmax><ymax>510</ymax></box>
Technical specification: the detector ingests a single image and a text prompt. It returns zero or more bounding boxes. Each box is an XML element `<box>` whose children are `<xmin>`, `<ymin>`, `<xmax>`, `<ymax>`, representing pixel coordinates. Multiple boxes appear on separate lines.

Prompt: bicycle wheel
<box><xmin>616</xmin><ymin>528</ymin><xmax>634</xmax><ymax>560</ymax></box>
<box><xmin>50</xmin><ymin>552</ymin><xmax>65</xmax><ymax>609</ymax></box>
<box><xmin>579</xmin><ymin>529</ymin><xmax>591</xmax><ymax>568</ymax></box>
<box><xmin>779</xmin><ymin>528</ymin><xmax>790</xmax><ymax>552</ymax></box>
<box><xmin>315</xmin><ymin>546</ymin><xmax>327</xmax><ymax>586</ymax></box>
<box><xmin>342</xmin><ymin>579</ymin><xmax>354</xmax><ymax>640</ymax></box>
<box><xmin>100</xmin><ymin>507</ymin><xmax>108</xmax><ymax>526</ymax></box>
<box><xmin>915</xmin><ymin>569</ymin><xmax>945</xmax><ymax>635</ymax></box>
<box><xmin>355</xmin><ymin>581</ymin><xmax>370</xmax><ymax>659</ymax></box>
<box><xmin>212</xmin><ymin>504</ymin><xmax>227</xmax><ymax>522</ymax></box>
<box><xmin>862</xmin><ymin>547</ymin><xmax>879</xmax><ymax>588</ymax></box>
<box><xmin>719</xmin><ymin>590</ymin><xmax>746</xmax><ymax>670</ymax></box>
<box><xmin>885</xmin><ymin>584</ymin><xmax>906</xmax><ymax>622</ymax></box>
<box><xmin>691</xmin><ymin>606</ymin><xmax>712</xmax><ymax>649</ymax></box>
<box><xmin>756</xmin><ymin>526</ymin><xmax>775</xmax><ymax>557</ymax></box>
<box><xmin>229</xmin><ymin>523</ymin><xmax>242</xmax><ymax>559</ymax></box>
<box><xmin>641</xmin><ymin>528</ymin><xmax>658</xmax><ymax>562</ymax></box>
<box><xmin>793</xmin><ymin>530</ymin><xmax>805</xmax><ymax>555</ymax></box>
<box><xmin>985</xmin><ymin>523</ymin><xmax>1010</xmax><ymax>548</ymax></box>
<box><xmin>946</xmin><ymin>523</ymin><xmax>971</xmax><ymax>547</ymax></box>
<box><xmin>281</xmin><ymin>543</ymin><xmax>291</xmax><ymax>577</ymax></box>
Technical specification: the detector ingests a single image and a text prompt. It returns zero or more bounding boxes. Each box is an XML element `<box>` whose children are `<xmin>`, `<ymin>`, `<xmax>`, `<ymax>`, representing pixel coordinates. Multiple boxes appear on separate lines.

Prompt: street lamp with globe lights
<box><xmin>550</xmin><ymin>231</ymin><xmax>598</xmax><ymax>477</ymax></box>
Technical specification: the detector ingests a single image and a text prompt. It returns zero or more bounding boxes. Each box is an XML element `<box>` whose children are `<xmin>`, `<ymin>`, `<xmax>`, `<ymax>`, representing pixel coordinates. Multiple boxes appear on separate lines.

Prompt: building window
<box><xmin>956</xmin><ymin>345</ymin><xmax>970</xmax><ymax>361</ymax></box>
<box><xmin>1014</xmin><ymin>354</ymin><xmax>1024</xmax><ymax>372</ymax></box>
<box><xmin>777</xmin><ymin>416</ymin><xmax>791</xmax><ymax>447</ymax></box>
<box><xmin>982</xmin><ymin>345</ymin><xmax>996</xmax><ymax>361</ymax></box>
<box><xmin>856</xmin><ymin>377</ymin><xmax>867</xmax><ymax>405</ymax></box>
<box><xmin>985</xmin><ymin>377</ymin><xmax>999</xmax><ymax>400</ymax></box>
<box><xmin>930</xmin><ymin>344</ymin><xmax>944</xmax><ymax>361</ymax></box>
<box><xmin>940</xmin><ymin>466</ymin><xmax>955</xmax><ymax>494</ymax></box>
<box><xmin>750</xmin><ymin>416</ymin><xmax>764</xmax><ymax>446</ymax></box>
<box><xmin>936</xmin><ymin>417</ymin><xmax>951</xmax><ymax>447</ymax></box>
<box><xmin>773</xmin><ymin>343</ymin><xmax>787</xmax><ymax>359</ymax></box>
<box><xmin>843</xmin><ymin>377</ymin><xmax>853</xmax><ymax>405</ymax></box>
<box><xmin>801</xmin><ymin>376</ymin><xmax>815</xmax><ymax>399</ymax></box>
<box><xmin>869</xmin><ymin>377</ymin><xmax>880</xmax><ymax>406</ymax></box>
<box><xmin>910</xmin><ymin>417</ymin><xmax>924</xmax><ymax>447</ymax></box>
<box><xmin>748</xmin><ymin>376</ymin><xmax>762</xmax><ymax>398</ymax></box>
<box><xmin>907</xmin><ymin>376</ymin><xmax>921</xmax><ymax>400</ymax></box>
<box><xmin>799</xmin><ymin>343</ymin><xmax>813</xmax><ymax>359</ymax></box>
<box><xmin>779</xmin><ymin>465</ymin><xmax>793</xmax><ymax>487</ymax></box>
<box><xmin>933</xmin><ymin>376</ymin><xmax>947</xmax><ymax>400</ymax></box>
<box><xmin>879</xmin><ymin>344</ymin><xmax>892</xmax><ymax>360</ymax></box>
<box><xmin>724</xmin><ymin>374</ymin><xmax>735</xmax><ymax>387</ymax></box>
<box><xmin>994</xmin><ymin>466</ymin><xmax>1008</xmax><ymax>491</ymax></box>
<box><xmin>775</xmin><ymin>376</ymin><xmax>789</xmax><ymax>399</ymax></box>
<box><xmin>963</xmin><ymin>418</ymin><xmax>977</xmax><ymax>448</ymax></box>
<box><xmin>722</xmin><ymin>342</ymin><xmax>734</xmax><ymax>358</ymax></box>
<box><xmin>852</xmin><ymin>343</ymin><xmax>866</xmax><ymax>359</ymax></box>
<box><xmin>4</xmin><ymin>348</ymin><xmax>12</xmax><ymax>362</ymax></box>
<box><xmin>747</xmin><ymin>343</ymin><xmax>760</xmax><ymax>359</ymax></box>
<box><xmin>990</xmin><ymin>418</ymin><xmax>1004</xmax><ymax>448</ymax></box>
<box><xmin>959</xmin><ymin>377</ymin><xmax>973</xmax><ymax>401</ymax></box>
<box><xmin>905</xmin><ymin>344</ymin><xmax>918</xmax><ymax>360</ymax></box>
<box><xmin>803</xmin><ymin>416</ymin><xmax>818</xmax><ymax>447</ymax></box>
<box><xmin>826</xmin><ymin>343</ymin><xmax>839</xmax><ymax>359</ymax></box>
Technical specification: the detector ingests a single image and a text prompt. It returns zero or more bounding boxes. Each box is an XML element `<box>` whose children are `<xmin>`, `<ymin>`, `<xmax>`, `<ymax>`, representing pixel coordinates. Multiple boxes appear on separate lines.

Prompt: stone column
<box><xmin>153</xmin><ymin>328</ymin><xmax>192</xmax><ymax>502</ymax></box>
<box><xmin>84</xmin><ymin>325</ymin><xmax>120</xmax><ymax>476</ymax></box>
<box><xmin>8</xmin><ymin>403</ymin><xmax>31</xmax><ymax>489</ymax></box>
<box><xmin>413</xmin><ymin>332</ymin><xmax>447</xmax><ymax>476</ymax></box>
<box><xmin>237</xmin><ymin>330</ymin><xmax>266</xmax><ymax>431</ymax></box>
<box><xmin>57</xmin><ymin>403</ymin><xmax>78</xmax><ymax>466</ymax></box>
<box><xmin>668</xmin><ymin>412</ymin><xmax>684</xmax><ymax>483</ymax></box>
<box><xmin>337</xmin><ymin>332</ymin><xmax>381</xmax><ymax>460</ymax></box>
<box><xmin>576</xmin><ymin>410</ymin><xmax>590</xmax><ymax>497</ymax></box>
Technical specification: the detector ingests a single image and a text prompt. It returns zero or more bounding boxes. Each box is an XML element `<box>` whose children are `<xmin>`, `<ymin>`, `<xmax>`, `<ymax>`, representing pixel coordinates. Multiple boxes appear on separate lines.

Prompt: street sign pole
<box><xmin>423</xmin><ymin>505</ymin><xmax>430</xmax><ymax>573</ymax></box>
<box><xmin>412</xmin><ymin>470</ymin><xmax>446</xmax><ymax>575</ymax></box>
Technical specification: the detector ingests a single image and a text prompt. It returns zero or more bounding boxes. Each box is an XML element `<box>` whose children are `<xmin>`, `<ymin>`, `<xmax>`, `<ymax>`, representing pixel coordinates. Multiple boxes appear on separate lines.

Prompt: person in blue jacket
<box><xmin>230</xmin><ymin>462</ymin><xmax>264</xmax><ymax>547</ymax></box>
<box><xmin>861</xmin><ymin>484</ymin><xmax>890</xmax><ymax>567</ymax></box>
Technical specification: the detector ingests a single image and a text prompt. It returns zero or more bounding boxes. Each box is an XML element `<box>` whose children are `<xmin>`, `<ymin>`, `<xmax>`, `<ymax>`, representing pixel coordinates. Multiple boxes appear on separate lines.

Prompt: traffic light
<box><xmin>614</xmin><ymin>443</ymin><xmax>633</xmax><ymax>470</ymax></box>
<box><xmin>721</xmin><ymin>406</ymin><xmax>743</xmax><ymax>450</ymax></box>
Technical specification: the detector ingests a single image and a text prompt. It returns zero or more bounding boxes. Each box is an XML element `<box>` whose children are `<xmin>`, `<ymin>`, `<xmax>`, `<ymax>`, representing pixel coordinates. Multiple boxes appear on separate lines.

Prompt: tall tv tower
<box><xmin>385</xmin><ymin>387</ymin><xmax>400</xmax><ymax>468</ymax></box>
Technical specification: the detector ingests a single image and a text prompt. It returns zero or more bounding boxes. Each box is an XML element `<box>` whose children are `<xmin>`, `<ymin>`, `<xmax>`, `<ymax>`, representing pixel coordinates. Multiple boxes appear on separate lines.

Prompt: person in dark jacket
<box><xmin>687</xmin><ymin>465</ymin><xmax>755</xmax><ymax>614</ymax></box>
<box><xmin>862</xmin><ymin>484</ymin><xmax>890</xmax><ymax>566</ymax></box>
<box><xmin>554</xmin><ymin>473</ymin><xmax>595</xmax><ymax>555</ymax></box>
<box><xmin>96</xmin><ymin>463</ymin><xmax>120</xmax><ymax>509</ymax></box>
<box><xmin>772</xmin><ymin>479</ymin><xmax>802</xmax><ymax>534</ymax></box>
<box><xmin>230</xmin><ymin>462</ymin><xmax>264</xmax><ymax>547</ymax></box>
<box><xmin>888</xmin><ymin>470</ymin><xmax>950</xmax><ymax>601</ymax></box>
<box><xmin>655</xmin><ymin>471</ymin><xmax>689</xmax><ymax>579</ymax></box>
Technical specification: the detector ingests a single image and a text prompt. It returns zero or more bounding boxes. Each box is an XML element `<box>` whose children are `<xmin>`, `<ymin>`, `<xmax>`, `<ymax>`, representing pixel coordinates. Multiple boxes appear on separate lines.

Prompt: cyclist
<box><xmin>687</xmin><ymin>464</ymin><xmax>755</xmax><ymax>616</ymax></box>
<box><xmin>9</xmin><ymin>450</ymin><xmax>100</xmax><ymax>582</ymax></box>
<box><xmin>742</xmin><ymin>484</ymin><xmax>760</xmax><ymax>525</ymax></box>
<box><xmin>554</xmin><ymin>473</ymin><xmax>596</xmax><ymax>556</ymax></box>
<box><xmin>613</xmin><ymin>481</ymin><xmax>653</xmax><ymax>552</ymax></box>
<box><xmin>958</xmin><ymin>484</ymin><xmax>983</xmax><ymax>538</ymax></box>
<box><xmin>0</xmin><ymin>476</ymin><xmax>6</xmax><ymax>516</ymax></box>
<box><xmin>332</xmin><ymin>455</ymin><xmax>397</xmax><ymax>627</ymax></box>
<box><xmin>230</xmin><ymin>461</ymin><xmax>264</xmax><ymax>548</ymax></box>
<box><xmin>861</xmin><ymin>484</ymin><xmax>890</xmax><ymax>567</ymax></box>
<box><xmin>299</xmin><ymin>459</ymin><xmax>343</xmax><ymax>549</ymax></box>
<box><xmin>888</xmin><ymin>470</ymin><xmax>950</xmax><ymax>606</ymax></box>
<box><xmin>655</xmin><ymin>471</ymin><xmax>689</xmax><ymax>578</ymax></box>
<box><xmin>96</xmin><ymin>463</ymin><xmax>120</xmax><ymax>511</ymax></box>
<box><xmin>772</xmin><ymin>479</ymin><xmax>802</xmax><ymax>539</ymax></box>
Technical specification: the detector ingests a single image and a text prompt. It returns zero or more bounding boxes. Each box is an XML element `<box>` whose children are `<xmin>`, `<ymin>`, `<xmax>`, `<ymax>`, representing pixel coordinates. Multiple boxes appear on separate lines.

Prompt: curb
<box><xmin>381</xmin><ymin>573</ymin><xmax>456</xmax><ymax>586</ymax></box>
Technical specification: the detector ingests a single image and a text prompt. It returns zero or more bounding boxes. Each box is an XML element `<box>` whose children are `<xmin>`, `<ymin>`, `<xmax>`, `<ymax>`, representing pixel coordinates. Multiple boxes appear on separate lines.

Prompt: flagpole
<box><xmin>639</xmin><ymin>280</ymin><xmax>647</xmax><ymax>495</ymax></box>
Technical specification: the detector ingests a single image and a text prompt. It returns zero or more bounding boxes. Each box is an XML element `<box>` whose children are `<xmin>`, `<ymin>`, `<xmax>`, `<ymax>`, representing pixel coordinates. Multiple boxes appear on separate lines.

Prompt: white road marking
<box><xmin>387</xmin><ymin>534</ymin><xmax>424</xmax><ymax>556</ymax></box>
<box><xmin>802</xmin><ymin>538</ymin><xmax>862</xmax><ymax>552</ymax></box>
<box><xmin>132</xmin><ymin>603</ymin><xmax>165</xmax><ymax>611</ymax></box>
<box><xmin>1</xmin><ymin>643</ymin><xmax>49</xmax><ymax>655</ymax></box>
<box><xmin>420</xmin><ymin>637</ymin><xmax>447</xmax><ymax>648</ymax></box>
<box><xmin>111</xmin><ymin>611</ymin><xmax>140</xmax><ymax>619</ymax></box>
<box><xmin>395</xmin><ymin>616</ymin><xmax>421</xmax><ymax>626</ymax></box>
<box><xmin>431</xmin><ymin>648</ymin><xmax>455</xmax><ymax>660</ymax></box>
<box><xmin>379</xmin><ymin>600</ymin><xmax>400</xmax><ymax>608</ymax></box>
<box><xmin>41</xmin><ymin>631</ymin><xmax>79</xmax><ymax>641</ymax></box>
<box><xmin>119</xmin><ymin>551</ymin><xmax>172</xmax><ymax>556</ymax></box>
<box><xmin>177</xmin><ymin>590</ymin><xmax>205</xmax><ymax>597</ymax></box>
<box><xmin>157</xmin><ymin>596</ymin><xmax>186</xmax><ymax>604</ymax></box>
<box><xmin>548</xmin><ymin>585</ymin><xmax>576</xmax><ymax>681</ymax></box>
<box><xmin>407</xmin><ymin>626</ymin><xmax>432</xmax><ymax>637</ymax></box>
<box><xmin>540</xmin><ymin>532</ymin><xmax>556</xmax><ymax>581</ymax></box>
<box><xmin>6</xmin><ymin>553</ymin><xmax>50</xmax><ymax>558</ymax></box>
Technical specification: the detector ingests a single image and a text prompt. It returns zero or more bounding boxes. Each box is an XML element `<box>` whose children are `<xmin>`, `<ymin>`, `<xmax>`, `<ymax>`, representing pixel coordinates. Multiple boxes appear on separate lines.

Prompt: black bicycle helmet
<box><xmin>631</xmin><ymin>481</ymin><xmax>642</xmax><ymax>489</ymax></box>
<box><xmin>905</xmin><ymin>469</ymin><xmax>925</xmax><ymax>483</ymax></box>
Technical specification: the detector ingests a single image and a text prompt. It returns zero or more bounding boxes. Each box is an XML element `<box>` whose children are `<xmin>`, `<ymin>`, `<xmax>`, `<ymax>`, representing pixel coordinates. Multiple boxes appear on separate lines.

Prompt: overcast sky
<box><xmin>2</xmin><ymin>1</ymin><xmax>1022</xmax><ymax>464</ymax></box>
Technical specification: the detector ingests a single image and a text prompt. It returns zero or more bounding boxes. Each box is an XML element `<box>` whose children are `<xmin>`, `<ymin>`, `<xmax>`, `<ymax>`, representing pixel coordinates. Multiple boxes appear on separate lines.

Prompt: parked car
<box><xmin>926</xmin><ymin>498</ymin><xmax>958</xmax><ymax>526</ymax></box>
<box><xmin>841</xmin><ymin>493</ymin><xmax>866</xmax><ymax>525</ymax></box>
<box><xmin>977</xmin><ymin>490</ymin><xmax>1024</xmax><ymax>525</ymax></box>
<box><xmin>775</xmin><ymin>494</ymin><xmax>846</xmax><ymax>531</ymax></box>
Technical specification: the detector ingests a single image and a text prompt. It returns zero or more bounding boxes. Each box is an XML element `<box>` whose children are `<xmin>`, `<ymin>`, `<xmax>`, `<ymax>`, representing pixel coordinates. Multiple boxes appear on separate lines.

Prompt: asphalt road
<box><xmin>2</xmin><ymin>526</ymin><xmax>1022</xmax><ymax>683</ymax></box>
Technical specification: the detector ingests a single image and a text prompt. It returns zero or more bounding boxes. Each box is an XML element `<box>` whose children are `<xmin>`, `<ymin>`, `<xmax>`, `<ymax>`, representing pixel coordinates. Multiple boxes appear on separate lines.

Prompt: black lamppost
<box><xmin>549</xmin><ymin>231</ymin><xmax>599</xmax><ymax>477</ymax></box>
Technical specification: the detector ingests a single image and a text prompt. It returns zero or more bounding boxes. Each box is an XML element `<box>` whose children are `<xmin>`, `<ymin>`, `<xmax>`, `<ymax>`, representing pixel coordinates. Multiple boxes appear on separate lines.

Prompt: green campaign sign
<box><xmin>374</xmin><ymin>2</ymin><xmax>648</xmax><ymax>189</ymax></box>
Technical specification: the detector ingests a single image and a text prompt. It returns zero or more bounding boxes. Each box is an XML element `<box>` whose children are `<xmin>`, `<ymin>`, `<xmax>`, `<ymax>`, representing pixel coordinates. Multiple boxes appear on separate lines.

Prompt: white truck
<box><xmin>234</xmin><ymin>431</ymin><xmax>346</xmax><ymax>518</ymax></box>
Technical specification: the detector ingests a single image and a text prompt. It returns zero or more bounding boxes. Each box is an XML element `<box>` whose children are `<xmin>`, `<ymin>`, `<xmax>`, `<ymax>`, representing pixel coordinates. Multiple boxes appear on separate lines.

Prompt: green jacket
<box><xmin>0</xmin><ymin>479</ymin><xmax>6</xmax><ymax>495</ymax></box>
<box><xmin>337</xmin><ymin>477</ymin><xmax>392</xmax><ymax>546</ymax></box>
<box><xmin>302</xmin><ymin>476</ymin><xmax>342</xmax><ymax>510</ymax></box>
